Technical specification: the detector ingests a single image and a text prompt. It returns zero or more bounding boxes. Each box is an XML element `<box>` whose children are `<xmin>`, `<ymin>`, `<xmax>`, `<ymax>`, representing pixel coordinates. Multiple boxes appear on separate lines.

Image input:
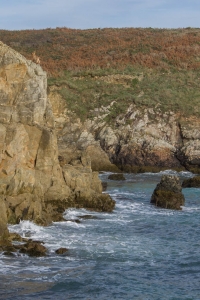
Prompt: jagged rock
<box><xmin>182</xmin><ymin>176</ymin><xmax>200</xmax><ymax>188</ymax></box>
<box><xmin>55</xmin><ymin>247</ymin><xmax>68</xmax><ymax>254</ymax></box>
<box><xmin>108</xmin><ymin>173</ymin><xmax>126</xmax><ymax>180</ymax></box>
<box><xmin>48</xmin><ymin>86</ymin><xmax>199</xmax><ymax>172</ymax></box>
<box><xmin>62</xmin><ymin>163</ymin><xmax>115</xmax><ymax>212</ymax></box>
<box><xmin>0</xmin><ymin>41</ymin><xmax>72</xmax><ymax>233</ymax></box>
<box><xmin>19</xmin><ymin>241</ymin><xmax>47</xmax><ymax>257</ymax></box>
<box><xmin>48</xmin><ymin>84</ymin><xmax>200</xmax><ymax>173</ymax></box>
<box><xmin>8</xmin><ymin>232</ymin><xmax>22</xmax><ymax>242</ymax></box>
<box><xmin>151</xmin><ymin>175</ymin><xmax>185</xmax><ymax>210</ymax></box>
<box><xmin>0</xmin><ymin>42</ymin><xmax>115</xmax><ymax>245</ymax></box>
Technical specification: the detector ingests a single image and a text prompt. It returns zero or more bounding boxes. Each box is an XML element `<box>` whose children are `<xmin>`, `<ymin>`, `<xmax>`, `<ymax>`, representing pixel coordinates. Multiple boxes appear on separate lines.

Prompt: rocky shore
<box><xmin>0</xmin><ymin>41</ymin><xmax>200</xmax><ymax>248</ymax></box>
<box><xmin>0</xmin><ymin>42</ymin><xmax>114</xmax><ymax>246</ymax></box>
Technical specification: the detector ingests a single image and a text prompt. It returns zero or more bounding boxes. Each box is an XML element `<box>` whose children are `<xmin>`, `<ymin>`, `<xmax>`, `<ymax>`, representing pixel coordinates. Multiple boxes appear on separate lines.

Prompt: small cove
<box><xmin>0</xmin><ymin>170</ymin><xmax>200</xmax><ymax>300</ymax></box>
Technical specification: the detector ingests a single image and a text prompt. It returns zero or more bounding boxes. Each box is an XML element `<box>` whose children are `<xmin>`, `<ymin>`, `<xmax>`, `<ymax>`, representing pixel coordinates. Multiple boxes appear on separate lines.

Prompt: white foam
<box><xmin>182</xmin><ymin>206</ymin><xmax>200</xmax><ymax>212</ymax></box>
<box><xmin>8</xmin><ymin>220</ymin><xmax>50</xmax><ymax>241</ymax></box>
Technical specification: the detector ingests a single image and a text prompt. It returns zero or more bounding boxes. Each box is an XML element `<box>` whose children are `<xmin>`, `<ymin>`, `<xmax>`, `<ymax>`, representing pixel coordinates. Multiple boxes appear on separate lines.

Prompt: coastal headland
<box><xmin>0</xmin><ymin>27</ymin><xmax>200</xmax><ymax>244</ymax></box>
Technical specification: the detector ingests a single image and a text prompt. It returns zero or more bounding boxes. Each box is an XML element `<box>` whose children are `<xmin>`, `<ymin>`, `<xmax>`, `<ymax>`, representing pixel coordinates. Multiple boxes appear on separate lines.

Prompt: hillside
<box><xmin>1</xmin><ymin>27</ymin><xmax>200</xmax><ymax>73</ymax></box>
<box><xmin>1</xmin><ymin>27</ymin><xmax>200</xmax><ymax>119</ymax></box>
<box><xmin>0</xmin><ymin>28</ymin><xmax>200</xmax><ymax>173</ymax></box>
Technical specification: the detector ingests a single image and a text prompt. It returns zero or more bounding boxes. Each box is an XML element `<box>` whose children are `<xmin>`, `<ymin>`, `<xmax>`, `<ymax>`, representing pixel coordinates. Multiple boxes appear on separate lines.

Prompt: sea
<box><xmin>0</xmin><ymin>170</ymin><xmax>200</xmax><ymax>300</ymax></box>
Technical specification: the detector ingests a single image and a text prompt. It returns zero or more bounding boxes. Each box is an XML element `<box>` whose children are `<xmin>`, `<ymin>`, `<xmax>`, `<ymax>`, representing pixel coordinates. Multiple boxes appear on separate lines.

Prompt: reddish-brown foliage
<box><xmin>0</xmin><ymin>27</ymin><xmax>200</xmax><ymax>74</ymax></box>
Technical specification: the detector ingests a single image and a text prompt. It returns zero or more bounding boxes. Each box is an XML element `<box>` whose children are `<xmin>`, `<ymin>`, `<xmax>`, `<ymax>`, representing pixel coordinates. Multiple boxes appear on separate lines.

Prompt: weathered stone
<box><xmin>151</xmin><ymin>175</ymin><xmax>185</xmax><ymax>210</ymax></box>
<box><xmin>48</xmin><ymin>86</ymin><xmax>200</xmax><ymax>172</ymax></box>
<box><xmin>8</xmin><ymin>232</ymin><xmax>22</xmax><ymax>242</ymax></box>
<box><xmin>0</xmin><ymin>42</ymin><xmax>115</xmax><ymax>246</ymax></box>
<box><xmin>182</xmin><ymin>176</ymin><xmax>200</xmax><ymax>188</ymax></box>
<box><xmin>19</xmin><ymin>241</ymin><xmax>47</xmax><ymax>257</ymax></box>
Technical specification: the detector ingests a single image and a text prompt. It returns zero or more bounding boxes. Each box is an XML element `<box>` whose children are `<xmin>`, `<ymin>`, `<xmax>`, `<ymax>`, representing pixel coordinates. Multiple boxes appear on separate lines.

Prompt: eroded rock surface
<box><xmin>0</xmin><ymin>42</ymin><xmax>115</xmax><ymax>244</ymax></box>
<box><xmin>48</xmin><ymin>87</ymin><xmax>200</xmax><ymax>173</ymax></box>
<box><xmin>151</xmin><ymin>175</ymin><xmax>185</xmax><ymax>210</ymax></box>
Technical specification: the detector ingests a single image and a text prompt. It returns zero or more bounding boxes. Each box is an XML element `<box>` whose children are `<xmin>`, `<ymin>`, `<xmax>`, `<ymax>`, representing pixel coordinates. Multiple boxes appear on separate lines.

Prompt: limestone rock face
<box><xmin>0</xmin><ymin>41</ymin><xmax>72</xmax><ymax>234</ymax></box>
<box><xmin>48</xmin><ymin>86</ymin><xmax>119</xmax><ymax>172</ymax></box>
<box><xmin>0</xmin><ymin>42</ymin><xmax>114</xmax><ymax>243</ymax></box>
<box><xmin>151</xmin><ymin>175</ymin><xmax>185</xmax><ymax>210</ymax></box>
<box><xmin>48</xmin><ymin>84</ymin><xmax>200</xmax><ymax>173</ymax></box>
<box><xmin>177</xmin><ymin>119</ymin><xmax>200</xmax><ymax>173</ymax></box>
<box><xmin>62</xmin><ymin>159</ymin><xmax>115</xmax><ymax>212</ymax></box>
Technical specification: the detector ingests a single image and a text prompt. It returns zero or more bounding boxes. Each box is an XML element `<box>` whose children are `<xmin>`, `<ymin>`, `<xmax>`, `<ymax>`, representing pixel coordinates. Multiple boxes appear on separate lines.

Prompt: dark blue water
<box><xmin>0</xmin><ymin>171</ymin><xmax>200</xmax><ymax>300</ymax></box>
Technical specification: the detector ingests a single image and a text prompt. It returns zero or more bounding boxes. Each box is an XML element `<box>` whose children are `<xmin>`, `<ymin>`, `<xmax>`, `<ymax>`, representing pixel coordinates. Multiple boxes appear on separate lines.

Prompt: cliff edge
<box><xmin>0</xmin><ymin>42</ymin><xmax>114</xmax><ymax>244</ymax></box>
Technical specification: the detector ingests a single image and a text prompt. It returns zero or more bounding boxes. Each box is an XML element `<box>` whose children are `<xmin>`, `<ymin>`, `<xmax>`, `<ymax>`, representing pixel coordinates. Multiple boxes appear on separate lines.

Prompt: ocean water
<box><xmin>1</xmin><ymin>170</ymin><xmax>200</xmax><ymax>300</ymax></box>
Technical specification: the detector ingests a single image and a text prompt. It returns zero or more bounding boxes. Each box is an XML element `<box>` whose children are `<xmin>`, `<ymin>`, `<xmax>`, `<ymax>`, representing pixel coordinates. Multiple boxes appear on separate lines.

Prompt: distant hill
<box><xmin>0</xmin><ymin>27</ymin><xmax>200</xmax><ymax>118</ymax></box>
<box><xmin>0</xmin><ymin>27</ymin><xmax>200</xmax><ymax>74</ymax></box>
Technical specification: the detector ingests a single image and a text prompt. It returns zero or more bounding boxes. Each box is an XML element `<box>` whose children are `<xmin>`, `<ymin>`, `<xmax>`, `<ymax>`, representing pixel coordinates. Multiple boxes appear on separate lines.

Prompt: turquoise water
<box><xmin>0</xmin><ymin>171</ymin><xmax>200</xmax><ymax>299</ymax></box>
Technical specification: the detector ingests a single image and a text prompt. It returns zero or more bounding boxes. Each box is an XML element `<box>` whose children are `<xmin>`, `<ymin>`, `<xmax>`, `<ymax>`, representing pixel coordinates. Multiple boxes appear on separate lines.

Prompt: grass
<box><xmin>1</xmin><ymin>27</ymin><xmax>200</xmax><ymax>121</ymax></box>
<box><xmin>48</xmin><ymin>66</ymin><xmax>200</xmax><ymax>123</ymax></box>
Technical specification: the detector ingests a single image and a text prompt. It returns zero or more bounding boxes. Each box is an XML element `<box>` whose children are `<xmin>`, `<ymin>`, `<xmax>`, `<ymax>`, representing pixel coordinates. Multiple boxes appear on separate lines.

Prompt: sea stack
<box><xmin>150</xmin><ymin>175</ymin><xmax>185</xmax><ymax>210</ymax></box>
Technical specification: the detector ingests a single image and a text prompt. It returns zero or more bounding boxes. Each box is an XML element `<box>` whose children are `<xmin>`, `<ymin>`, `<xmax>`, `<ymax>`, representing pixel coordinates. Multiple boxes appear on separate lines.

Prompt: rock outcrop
<box><xmin>182</xmin><ymin>176</ymin><xmax>200</xmax><ymax>188</ymax></box>
<box><xmin>150</xmin><ymin>175</ymin><xmax>185</xmax><ymax>210</ymax></box>
<box><xmin>0</xmin><ymin>42</ymin><xmax>115</xmax><ymax>244</ymax></box>
<box><xmin>48</xmin><ymin>87</ymin><xmax>200</xmax><ymax>173</ymax></box>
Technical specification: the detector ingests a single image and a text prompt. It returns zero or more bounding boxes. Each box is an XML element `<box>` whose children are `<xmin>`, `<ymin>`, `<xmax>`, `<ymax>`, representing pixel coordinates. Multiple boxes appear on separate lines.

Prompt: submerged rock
<box><xmin>77</xmin><ymin>215</ymin><xmax>99</xmax><ymax>220</ymax></box>
<box><xmin>108</xmin><ymin>173</ymin><xmax>125</xmax><ymax>181</ymax></box>
<box><xmin>55</xmin><ymin>247</ymin><xmax>68</xmax><ymax>255</ymax></box>
<box><xmin>150</xmin><ymin>175</ymin><xmax>185</xmax><ymax>210</ymax></box>
<box><xmin>182</xmin><ymin>176</ymin><xmax>200</xmax><ymax>188</ymax></box>
<box><xmin>19</xmin><ymin>241</ymin><xmax>47</xmax><ymax>257</ymax></box>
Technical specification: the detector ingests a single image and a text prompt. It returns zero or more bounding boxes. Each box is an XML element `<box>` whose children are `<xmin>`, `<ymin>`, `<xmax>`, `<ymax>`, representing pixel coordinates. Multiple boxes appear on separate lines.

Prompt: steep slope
<box><xmin>48</xmin><ymin>78</ymin><xmax>200</xmax><ymax>174</ymax></box>
<box><xmin>1</xmin><ymin>28</ymin><xmax>200</xmax><ymax>173</ymax></box>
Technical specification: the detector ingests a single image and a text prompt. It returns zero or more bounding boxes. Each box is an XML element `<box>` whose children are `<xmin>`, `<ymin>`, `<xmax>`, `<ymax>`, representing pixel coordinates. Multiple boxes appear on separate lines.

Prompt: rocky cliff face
<box><xmin>48</xmin><ymin>87</ymin><xmax>200</xmax><ymax>173</ymax></box>
<box><xmin>0</xmin><ymin>42</ymin><xmax>114</xmax><ymax>244</ymax></box>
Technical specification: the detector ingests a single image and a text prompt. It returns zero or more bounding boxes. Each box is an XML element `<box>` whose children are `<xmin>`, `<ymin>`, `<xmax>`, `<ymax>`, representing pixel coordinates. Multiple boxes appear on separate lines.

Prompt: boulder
<box><xmin>182</xmin><ymin>176</ymin><xmax>200</xmax><ymax>188</ymax></box>
<box><xmin>55</xmin><ymin>247</ymin><xmax>68</xmax><ymax>254</ymax></box>
<box><xmin>19</xmin><ymin>241</ymin><xmax>47</xmax><ymax>257</ymax></box>
<box><xmin>151</xmin><ymin>175</ymin><xmax>185</xmax><ymax>210</ymax></box>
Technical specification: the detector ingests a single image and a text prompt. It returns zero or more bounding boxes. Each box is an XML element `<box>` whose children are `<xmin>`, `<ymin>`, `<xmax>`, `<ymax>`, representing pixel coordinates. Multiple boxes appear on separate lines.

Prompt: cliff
<box><xmin>48</xmin><ymin>86</ymin><xmax>200</xmax><ymax>174</ymax></box>
<box><xmin>0</xmin><ymin>28</ymin><xmax>200</xmax><ymax>174</ymax></box>
<box><xmin>0</xmin><ymin>42</ymin><xmax>114</xmax><ymax>245</ymax></box>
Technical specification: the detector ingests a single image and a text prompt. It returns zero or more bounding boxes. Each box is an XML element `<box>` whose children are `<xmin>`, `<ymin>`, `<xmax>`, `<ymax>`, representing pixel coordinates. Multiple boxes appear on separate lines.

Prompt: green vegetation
<box><xmin>1</xmin><ymin>27</ymin><xmax>200</xmax><ymax>122</ymax></box>
<box><xmin>48</xmin><ymin>66</ymin><xmax>200</xmax><ymax>122</ymax></box>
